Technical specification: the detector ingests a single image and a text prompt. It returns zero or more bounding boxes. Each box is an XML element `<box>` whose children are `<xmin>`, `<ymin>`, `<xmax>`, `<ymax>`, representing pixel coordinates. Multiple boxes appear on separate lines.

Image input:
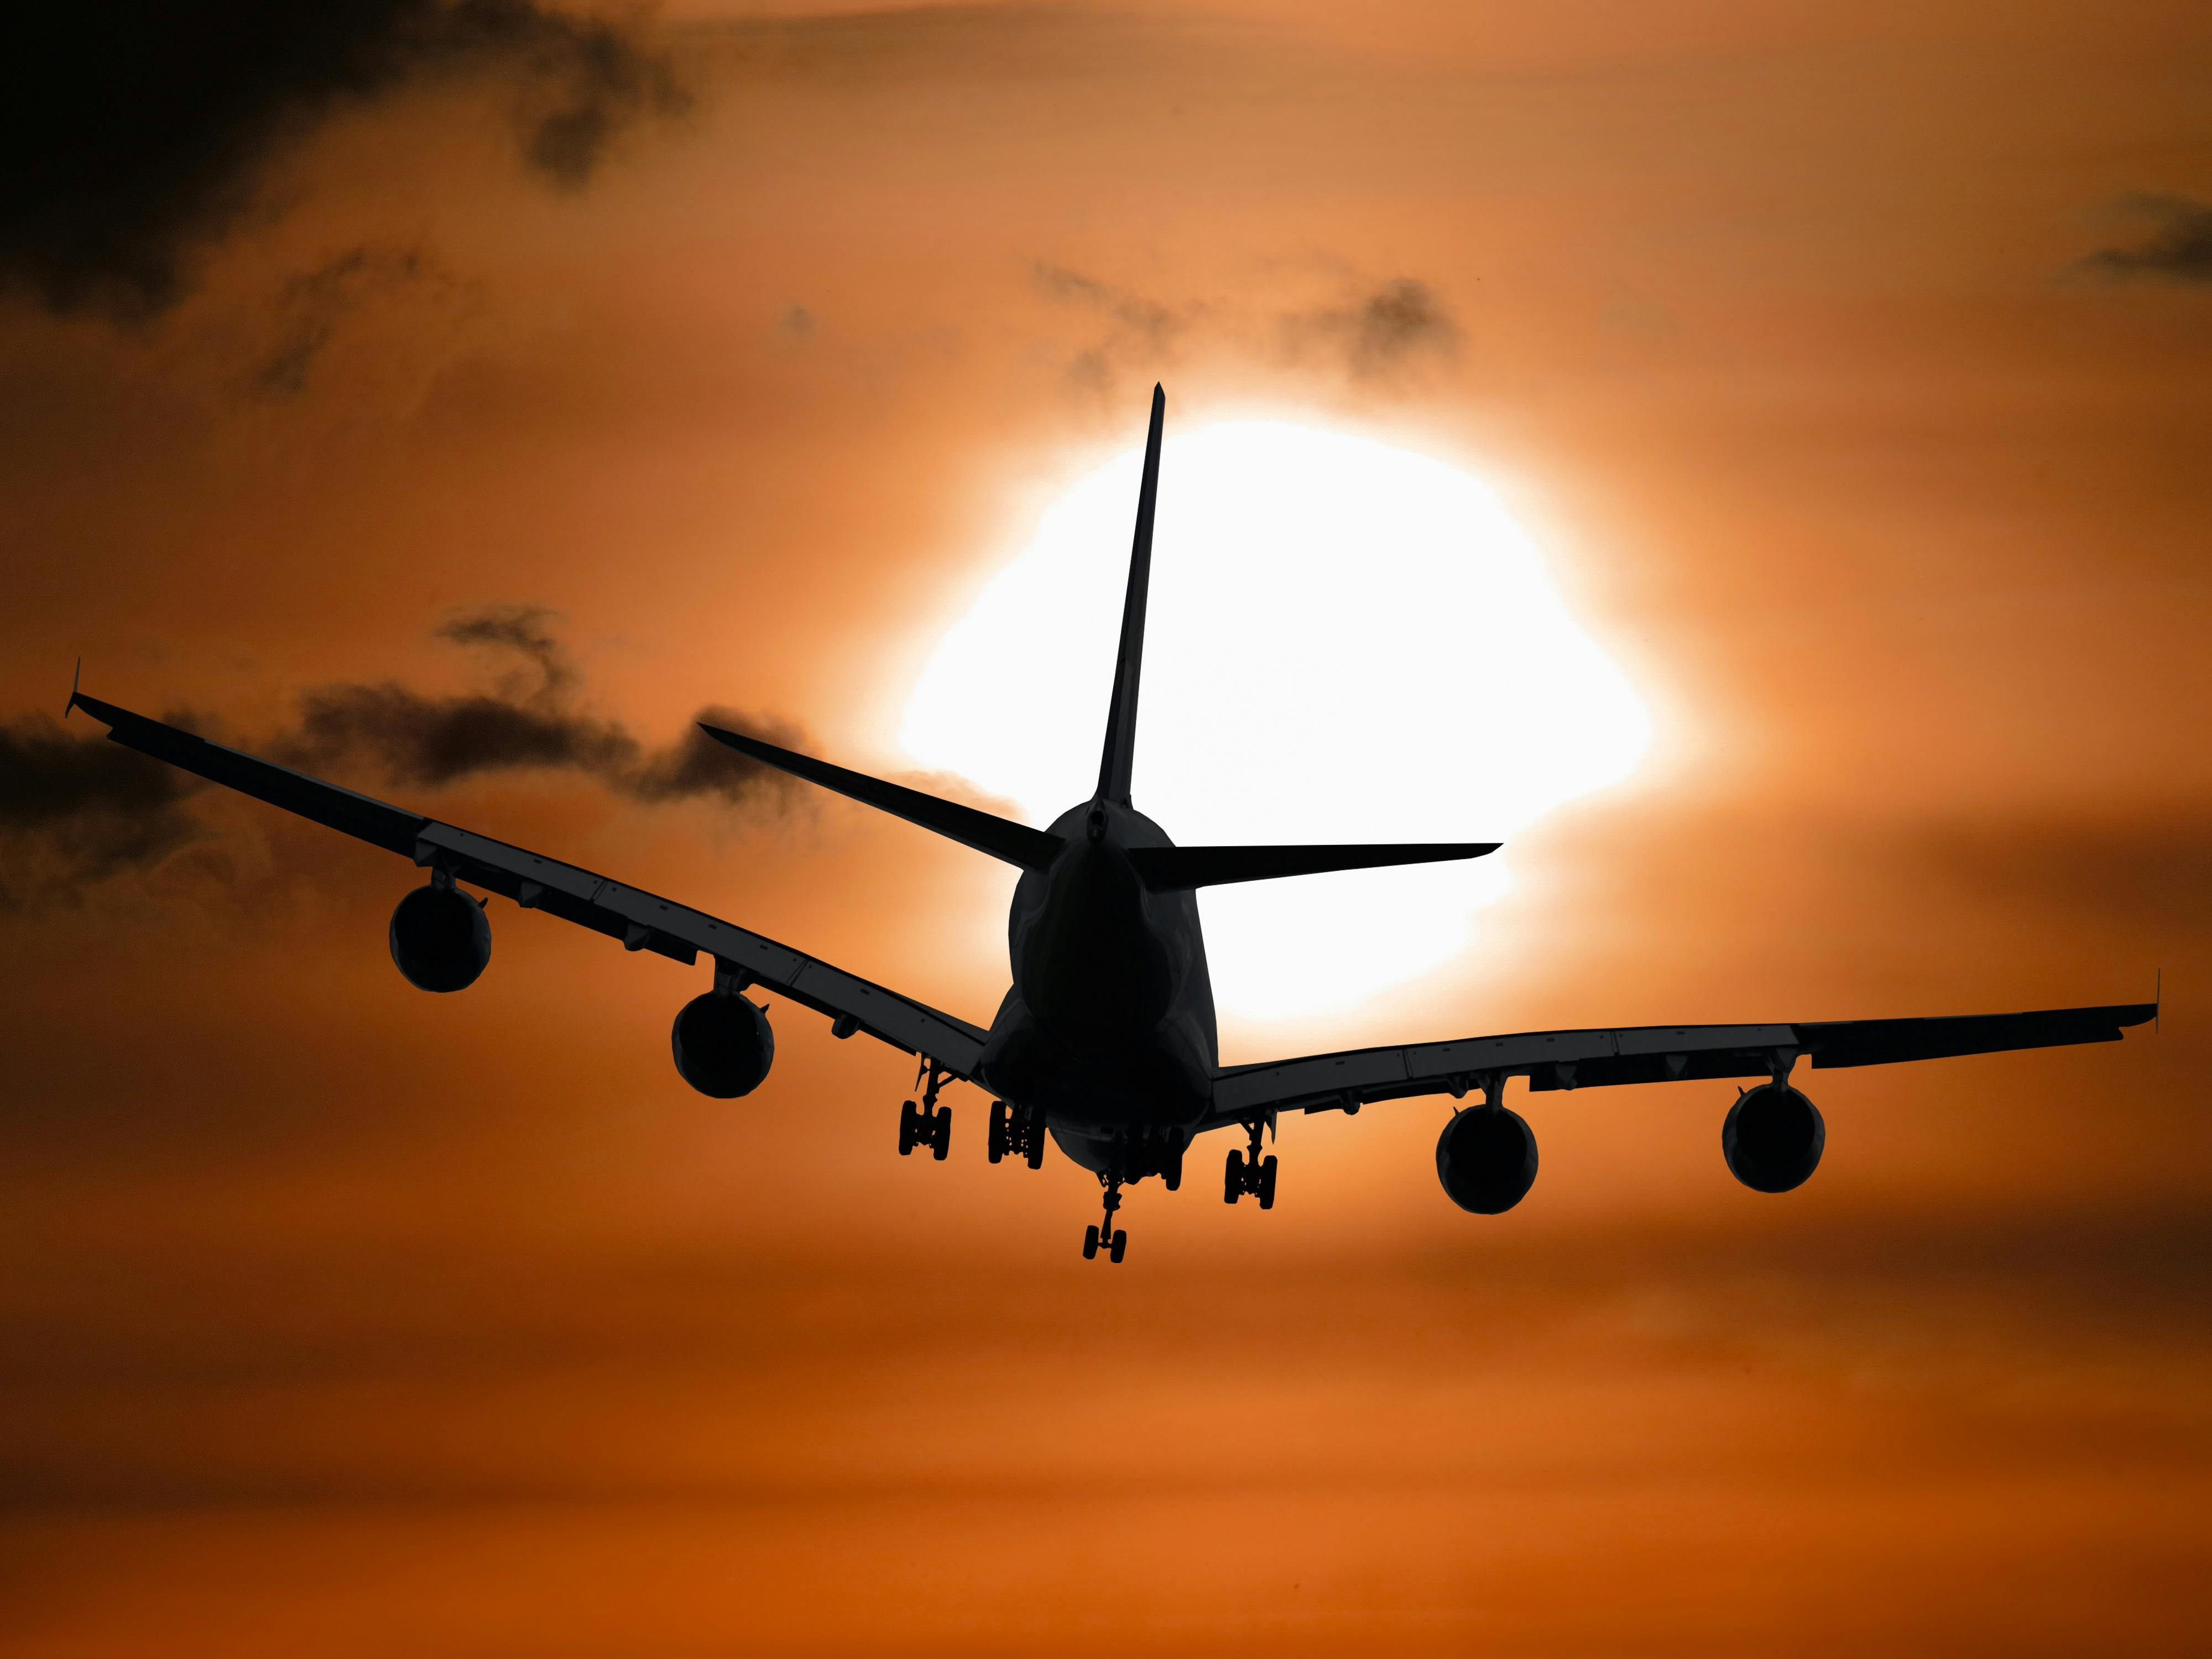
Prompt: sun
<box><xmin>900</xmin><ymin>420</ymin><xmax>1650</xmax><ymax>1021</ymax></box>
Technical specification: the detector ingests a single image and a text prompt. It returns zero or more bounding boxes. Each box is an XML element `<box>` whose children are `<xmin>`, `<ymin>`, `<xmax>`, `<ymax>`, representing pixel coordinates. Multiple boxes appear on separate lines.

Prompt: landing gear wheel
<box><xmin>1258</xmin><ymin>1153</ymin><xmax>1279</xmax><ymax>1210</ymax></box>
<box><xmin>987</xmin><ymin>1100</ymin><xmax>1008</xmax><ymax>1165</ymax></box>
<box><xmin>1224</xmin><ymin>1148</ymin><xmax>1244</xmax><ymax>1204</ymax></box>
<box><xmin>1024</xmin><ymin>1112</ymin><xmax>1046</xmax><ymax>1169</ymax></box>
<box><xmin>1162</xmin><ymin>1142</ymin><xmax>1183</xmax><ymax>1192</ymax></box>
<box><xmin>931</xmin><ymin>1108</ymin><xmax>951</xmax><ymax>1161</ymax></box>
<box><xmin>1083</xmin><ymin>1224</ymin><xmax>1100</xmax><ymax>1260</ymax></box>
<box><xmin>897</xmin><ymin>1099</ymin><xmax>918</xmax><ymax>1157</ymax></box>
<box><xmin>1108</xmin><ymin>1229</ymin><xmax>1127</xmax><ymax>1264</ymax></box>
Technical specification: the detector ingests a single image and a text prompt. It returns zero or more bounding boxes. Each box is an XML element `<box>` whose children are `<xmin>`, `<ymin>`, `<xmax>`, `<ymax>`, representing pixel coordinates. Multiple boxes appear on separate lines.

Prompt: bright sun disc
<box><xmin>901</xmin><ymin>421</ymin><xmax>1650</xmax><ymax>1021</ymax></box>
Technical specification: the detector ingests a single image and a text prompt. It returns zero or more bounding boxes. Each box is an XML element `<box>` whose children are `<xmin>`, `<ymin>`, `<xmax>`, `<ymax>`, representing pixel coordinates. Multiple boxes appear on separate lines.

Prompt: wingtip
<box><xmin>65</xmin><ymin>656</ymin><xmax>80</xmax><ymax>719</ymax></box>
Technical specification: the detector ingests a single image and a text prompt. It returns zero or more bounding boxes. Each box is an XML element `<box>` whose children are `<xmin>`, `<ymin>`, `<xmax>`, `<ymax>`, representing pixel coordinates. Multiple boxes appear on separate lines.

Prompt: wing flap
<box><xmin>1798</xmin><ymin>1005</ymin><xmax>2151</xmax><ymax>1068</ymax></box>
<box><xmin>411</xmin><ymin>822</ymin><xmax>988</xmax><ymax>1066</ymax></box>
<box><xmin>74</xmin><ymin>690</ymin><xmax>425</xmax><ymax>854</ymax></box>
<box><xmin>1212</xmin><ymin>1006</ymin><xmax>2153</xmax><ymax>1124</ymax></box>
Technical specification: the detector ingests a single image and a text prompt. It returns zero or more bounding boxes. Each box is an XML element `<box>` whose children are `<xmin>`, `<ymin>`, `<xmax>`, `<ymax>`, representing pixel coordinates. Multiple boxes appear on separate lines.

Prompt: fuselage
<box><xmin>974</xmin><ymin>798</ymin><xmax>1218</xmax><ymax>1171</ymax></box>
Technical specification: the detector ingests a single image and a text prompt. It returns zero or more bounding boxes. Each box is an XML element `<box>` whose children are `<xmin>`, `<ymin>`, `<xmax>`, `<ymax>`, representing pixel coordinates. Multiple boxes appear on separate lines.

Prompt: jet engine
<box><xmin>671</xmin><ymin>992</ymin><xmax>775</xmax><ymax>1098</ymax></box>
<box><xmin>1722</xmin><ymin>1082</ymin><xmax>1825</xmax><ymax>1193</ymax></box>
<box><xmin>1436</xmin><ymin>1105</ymin><xmax>1538</xmax><ymax>1214</ymax></box>
<box><xmin>388</xmin><ymin>883</ymin><xmax>491</xmax><ymax>992</ymax></box>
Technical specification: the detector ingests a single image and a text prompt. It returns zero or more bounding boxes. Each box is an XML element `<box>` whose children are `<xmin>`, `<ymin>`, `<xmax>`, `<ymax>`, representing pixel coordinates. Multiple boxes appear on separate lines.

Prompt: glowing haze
<box><xmin>902</xmin><ymin>422</ymin><xmax>1651</xmax><ymax>1017</ymax></box>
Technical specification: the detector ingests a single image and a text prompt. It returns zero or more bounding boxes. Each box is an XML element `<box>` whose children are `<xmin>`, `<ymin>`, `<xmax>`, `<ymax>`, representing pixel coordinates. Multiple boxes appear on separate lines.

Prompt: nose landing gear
<box><xmin>1083</xmin><ymin>1178</ymin><xmax>1128</xmax><ymax>1263</ymax></box>
<box><xmin>898</xmin><ymin>1062</ymin><xmax>952</xmax><ymax>1161</ymax></box>
<box><xmin>1224</xmin><ymin>1118</ymin><xmax>1277</xmax><ymax>1208</ymax></box>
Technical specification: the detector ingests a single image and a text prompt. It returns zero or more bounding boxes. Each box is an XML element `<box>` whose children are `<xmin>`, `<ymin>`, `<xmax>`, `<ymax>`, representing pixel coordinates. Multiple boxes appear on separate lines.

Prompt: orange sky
<box><xmin>2</xmin><ymin>1</ymin><xmax>2208</xmax><ymax>1652</ymax></box>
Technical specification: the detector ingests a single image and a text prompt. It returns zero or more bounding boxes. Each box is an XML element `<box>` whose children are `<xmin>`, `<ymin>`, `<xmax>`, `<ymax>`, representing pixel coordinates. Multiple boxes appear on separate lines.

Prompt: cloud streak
<box><xmin>2075</xmin><ymin>194</ymin><xmax>2212</xmax><ymax>284</ymax></box>
<box><xmin>1031</xmin><ymin>263</ymin><xmax>1462</xmax><ymax>393</ymax></box>
<box><xmin>0</xmin><ymin>712</ymin><xmax>207</xmax><ymax>909</ymax></box>
<box><xmin>0</xmin><ymin>0</ymin><xmax>687</xmax><ymax>322</ymax></box>
<box><xmin>279</xmin><ymin>604</ymin><xmax>800</xmax><ymax>806</ymax></box>
<box><xmin>251</xmin><ymin>243</ymin><xmax>472</xmax><ymax>398</ymax></box>
<box><xmin>0</xmin><ymin>607</ymin><xmax>797</xmax><ymax>906</ymax></box>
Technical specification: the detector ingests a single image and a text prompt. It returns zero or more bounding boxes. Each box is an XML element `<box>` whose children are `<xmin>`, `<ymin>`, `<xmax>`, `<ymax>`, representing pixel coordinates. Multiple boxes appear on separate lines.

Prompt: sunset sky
<box><xmin>2</xmin><ymin>1</ymin><xmax>2209</xmax><ymax>1651</ymax></box>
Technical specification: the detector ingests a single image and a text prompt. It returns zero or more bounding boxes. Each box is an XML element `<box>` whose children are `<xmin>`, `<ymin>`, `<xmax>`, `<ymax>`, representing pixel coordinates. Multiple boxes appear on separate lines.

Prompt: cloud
<box><xmin>1030</xmin><ymin>263</ymin><xmax>1460</xmax><ymax>392</ymax></box>
<box><xmin>1281</xmin><ymin>278</ymin><xmax>1461</xmax><ymax>378</ymax></box>
<box><xmin>0</xmin><ymin>1</ymin><xmax>687</xmax><ymax>322</ymax></box>
<box><xmin>2075</xmin><ymin>194</ymin><xmax>2212</xmax><ymax>284</ymax></box>
<box><xmin>278</xmin><ymin>604</ymin><xmax>800</xmax><ymax>806</ymax></box>
<box><xmin>0</xmin><ymin>608</ymin><xmax>797</xmax><ymax>908</ymax></box>
<box><xmin>251</xmin><ymin>243</ymin><xmax>472</xmax><ymax>397</ymax></box>
<box><xmin>0</xmin><ymin>712</ymin><xmax>207</xmax><ymax>909</ymax></box>
<box><xmin>1905</xmin><ymin>810</ymin><xmax>2212</xmax><ymax>937</ymax></box>
<box><xmin>1031</xmin><ymin>263</ymin><xmax>1194</xmax><ymax>350</ymax></box>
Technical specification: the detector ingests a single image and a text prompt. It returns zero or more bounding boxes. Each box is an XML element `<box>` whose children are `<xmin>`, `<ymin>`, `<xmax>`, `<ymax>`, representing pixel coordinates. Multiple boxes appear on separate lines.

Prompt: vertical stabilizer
<box><xmin>1097</xmin><ymin>383</ymin><xmax>1164</xmax><ymax>805</ymax></box>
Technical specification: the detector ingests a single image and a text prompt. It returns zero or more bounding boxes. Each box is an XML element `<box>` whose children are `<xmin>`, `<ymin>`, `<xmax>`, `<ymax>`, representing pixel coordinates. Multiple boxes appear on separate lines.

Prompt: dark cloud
<box><xmin>2075</xmin><ymin>194</ymin><xmax>2212</xmax><ymax>284</ymax></box>
<box><xmin>1031</xmin><ymin>264</ymin><xmax>1459</xmax><ymax>391</ymax></box>
<box><xmin>251</xmin><ymin>243</ymin><xmax>467</xmax><ymax>397</ymax></box>
<box><xmin>279</xmin><ymin>605</ymin><xmax>799</xmax><ymax>806</ymax></box>
<box><xmin>1280</xmin><ymin>278</ymin><xmax>1461</xmax><ymax>378</ymax></box>
<box><xmin>0</xmin><ymin>713</ymin><xmax>207</xmax><ymax>909</ymax></box>
<box><xmin>1906</xmin><ymin>810</ymin><xmax>2212</xmax><ymax>936</ymax></box>
<box><xmin>1031</xmin><ymin>263</ymin><xmax>1193</xmax><ymax>351</ymax></box>
<box><xmin>432</xmin><ymin>602</ymin><xmax>578</xmax><ymax>698</ymax></box>
<box><xmin>0</xmin><ymin>1</ymin><xmax>687</xmax><ymax>322</ymax></box>
<box><xmin>0</xmin><ymin>608</ymin><xmax>796</xmax><ymax>908</ymax></box>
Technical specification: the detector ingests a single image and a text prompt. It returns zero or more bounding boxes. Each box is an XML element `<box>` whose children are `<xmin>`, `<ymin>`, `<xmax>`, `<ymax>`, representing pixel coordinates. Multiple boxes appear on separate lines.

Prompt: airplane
<box><xmin>66</xmin><ymin>385</ymin><xmax>2156</xmax><ymax>1263</ymax></box>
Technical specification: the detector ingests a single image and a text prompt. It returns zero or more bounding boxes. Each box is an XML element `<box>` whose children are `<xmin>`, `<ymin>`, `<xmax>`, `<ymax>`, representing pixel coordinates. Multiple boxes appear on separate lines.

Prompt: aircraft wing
<box><xmin>67</xmin><ymin>692</ymin><xmax>990</xmax><ymax>1078</ymax></box>
<box><xmin>1209</xmin><ymin>1003</ymin><xmax>2156</xmax><ymax>1125</ymax></box>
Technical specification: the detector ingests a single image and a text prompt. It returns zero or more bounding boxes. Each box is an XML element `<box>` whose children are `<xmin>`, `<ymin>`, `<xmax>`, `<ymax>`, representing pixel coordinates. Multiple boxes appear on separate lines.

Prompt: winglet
<box><xmin>1096</xmin><ymin>384</ymin><xmax>1164</xmax><ymax>806</ymax></box>
<box><xmin>65</xmin><ymin>657</ymin><xmax>80</xmax><ymax>720</ymax></box>
<box><xmin>2156</xmin><ymin>967</ymin><xmax>2162</xmax><ymax>1034</ymax></box>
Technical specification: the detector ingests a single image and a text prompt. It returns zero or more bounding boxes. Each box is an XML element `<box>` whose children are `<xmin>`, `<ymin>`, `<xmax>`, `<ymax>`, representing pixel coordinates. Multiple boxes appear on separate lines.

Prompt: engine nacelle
<box><xmin>1723</xmin><ymin>1083</ymin><xmax>1825</xmax><ymax>1193</ymax></box>
<box><xmin>388</xmin><ymin>883</ymin><xmax>491</xmax><ymax>992</ymax></box>
<box><xmin>1436</xmin><ymin>1105</ymin><xmax>1538</xmax><ymax>1214</ymax></box>
<box><xmin>671</xmin><ymin>993</ymin><xmax>775</xmax><ymax>1098</ymax></box>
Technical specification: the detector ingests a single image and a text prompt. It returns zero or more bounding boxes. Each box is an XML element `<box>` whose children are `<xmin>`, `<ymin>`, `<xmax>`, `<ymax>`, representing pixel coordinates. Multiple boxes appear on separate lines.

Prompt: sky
<box><xmin>2</xmin><ymin>1</ymin><xmax>2209</xmax><ymax>1651</ymax></box>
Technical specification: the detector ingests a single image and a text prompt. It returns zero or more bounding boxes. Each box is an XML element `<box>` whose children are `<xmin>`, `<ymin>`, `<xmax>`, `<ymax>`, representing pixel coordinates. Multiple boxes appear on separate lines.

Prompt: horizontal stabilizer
<box><xmin>1129</xmin><ymin>841</ymin><xmax>1499</xmax><ymax>891</ymax></box>
<box><xmin>698</xmin><ymin>723</ymin><xmax>1064</xmax><ymax>872</ymax></box>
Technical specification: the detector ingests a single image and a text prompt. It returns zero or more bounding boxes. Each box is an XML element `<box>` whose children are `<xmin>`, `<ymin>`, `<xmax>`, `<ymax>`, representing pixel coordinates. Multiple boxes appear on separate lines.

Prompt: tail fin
<box><xmin>698</xmin><ymin>723</ymin><xmax>1063</xmax><ymax>872</ymax></box>
<box><xmin>1129</xmin><ymin>841</ymin><xmax>1500</xmax><ymax>891</ymax></box>
<box><xmin>1096</xmin><ymin>383</ymin><xmax>1164</xmax><ymax>806</ymax></box>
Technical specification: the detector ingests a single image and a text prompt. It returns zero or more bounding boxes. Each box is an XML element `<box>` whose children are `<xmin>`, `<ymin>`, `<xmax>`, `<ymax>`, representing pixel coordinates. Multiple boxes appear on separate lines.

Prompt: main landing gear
<box><xmin>1128</xmin><ymin>1124</ymin><xmax>1183</xmax><ymax>1191</ymax></box>
<box><xmin>898</xmin><ymin>1062</ymin><xmax>952</xmax><ymax>1161</ymax></box>
<box><xmin>1224</xmin><ymin>1119</ymin><xmax>1277</xmax><ymax>1209</ymax></box>
<box><xmin>1083</xmin><ymin>1177</ymin><xmax>1128</xmax><ymax>1264</ymax></box>
<box><xmin>987</xmin><ymin>1099</ymin><xmax>1047</xmax><ymax>1168</ymax></box>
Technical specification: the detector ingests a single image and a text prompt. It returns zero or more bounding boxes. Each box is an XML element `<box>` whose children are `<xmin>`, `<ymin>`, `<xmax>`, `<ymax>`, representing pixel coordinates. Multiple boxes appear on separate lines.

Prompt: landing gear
<box><xmin>1223</xmin><ymin>1120</ymin><xmax>1277</xmax><ymax>1209</ymax></box>
<box><xmin>898</xmin><ymin>1063</ymin><xmax>952</xmax><ymax>1161</ymax></box>
<box><xmin>1082</xmin><ymin>1178</ymin><xmax>1129</xmax><ymax>1263</ymax></box>
<box><xmin>987</xmin><ymin>1099</ymin><xmax>1047</xmax><ymax>1168</ymax></box>
<box><xmin>1126</xmin><ymin>1124</ymin><xmax>1182</xmax><ymax>1190</ymax></box>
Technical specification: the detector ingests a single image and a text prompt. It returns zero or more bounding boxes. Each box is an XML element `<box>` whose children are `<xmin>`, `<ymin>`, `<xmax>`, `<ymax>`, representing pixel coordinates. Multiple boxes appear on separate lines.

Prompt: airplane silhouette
<box><xmin>68</xmin><ymin>385</ymin><xmax>2155</xmax><ymax>1262</ymax></box>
